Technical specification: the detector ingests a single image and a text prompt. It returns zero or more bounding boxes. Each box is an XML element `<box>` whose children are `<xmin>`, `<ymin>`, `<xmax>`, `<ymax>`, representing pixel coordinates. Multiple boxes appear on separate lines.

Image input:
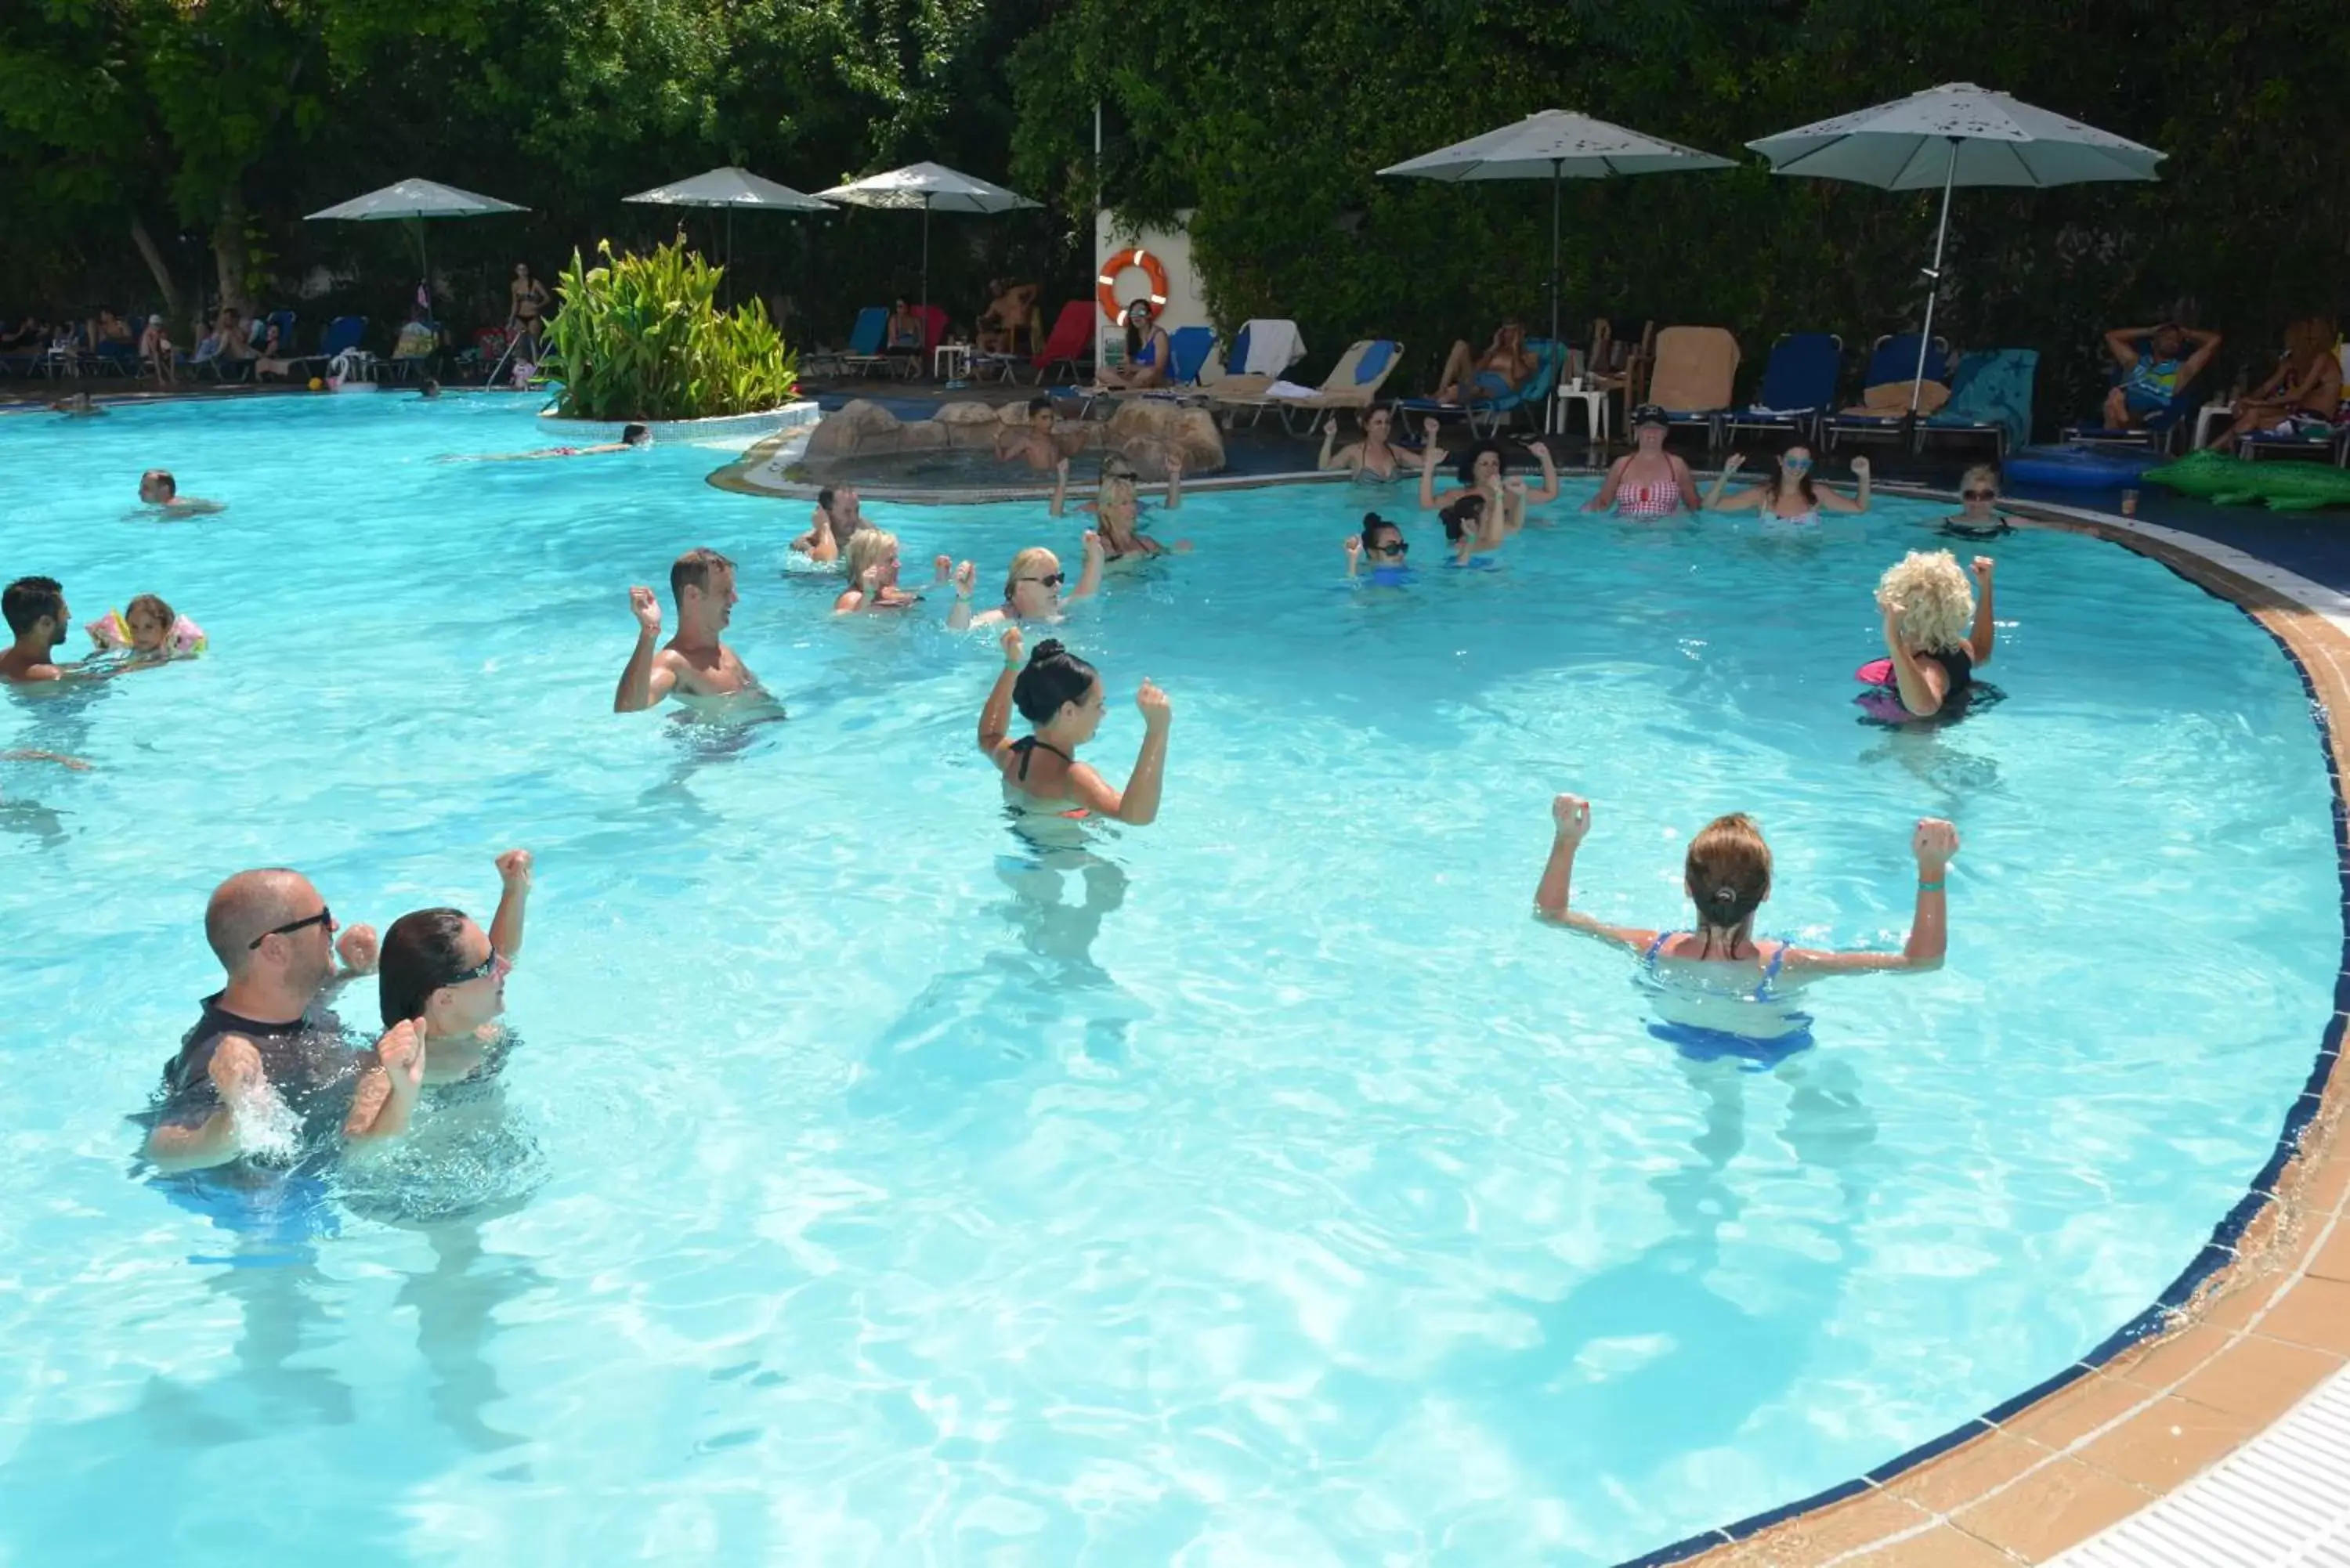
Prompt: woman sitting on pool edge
<box><xmin>977</xmin><ymin>628</ymin><xmax>1170</xmax><ymax>824</ymax></box>
<box><xmin>1863</xmin><ymin>550</ymin><xmax>1997</xmax><ymax>722</ymax></box>
<box><xmin>1535</xmin><ymin>794</ymin><xmax>1960</xmax><ymax>1064</ymax></box>
<box><xmin>1050</xmin><ymin>455</ymin><xmax>1188</xmax><ymax>559</ymax></box>
<box><xmin>1321</xmin><ymin>406</ymin><xmax>1434</xmax><ymax>482</ymax></box>
<box><xmin>1701</xmin><ymin>445</ymin><xmax>1870</xmax><ymax>522</ymax></box>
<box><xmin>949</xmin><ymin>532</ymin><xmax>1108</xmax><ymax>629</ymax></box>
<box><xmin>1416</xmin><ymin>421</ymin><xmax>1560</xmax><ymax>517</ymax></box>
<box><xmin>1939</xmin><ymin>464</ymin><xmax>2012</xmax><ymax>539</ymax></box>
<box><xmin>1094</xmin><ymin>299</ymin><xmax>1172</xmax><ymax>391</ymax></box>
<box><xmin>1586</xmin><ymin>406</ymin><xmax>1699</xmax><ymax>518</ymax></box>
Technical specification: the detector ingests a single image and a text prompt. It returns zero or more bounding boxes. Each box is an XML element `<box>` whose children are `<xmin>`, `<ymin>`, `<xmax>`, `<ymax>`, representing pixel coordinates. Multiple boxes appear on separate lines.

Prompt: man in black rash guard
<box><xmin>143</xmin><ymin>868</ymin><xmax>424</xmax><ymax>1172</ymax></box>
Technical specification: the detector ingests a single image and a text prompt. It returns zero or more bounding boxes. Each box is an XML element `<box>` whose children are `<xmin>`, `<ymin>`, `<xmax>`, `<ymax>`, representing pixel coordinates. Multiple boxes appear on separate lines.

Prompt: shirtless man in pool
<box><xmin>613</xmin><ymin>547</ymin><xmax>775</xmax><ymax>716</ymax></box>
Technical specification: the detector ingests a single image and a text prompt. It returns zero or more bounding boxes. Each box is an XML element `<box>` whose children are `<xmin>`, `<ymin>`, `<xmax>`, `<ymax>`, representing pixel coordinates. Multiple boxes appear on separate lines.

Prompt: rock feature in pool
<box><xmin>804</xmin><ymin>398</ymin><xmax>1226</xmax><ymax>478</ymax></box>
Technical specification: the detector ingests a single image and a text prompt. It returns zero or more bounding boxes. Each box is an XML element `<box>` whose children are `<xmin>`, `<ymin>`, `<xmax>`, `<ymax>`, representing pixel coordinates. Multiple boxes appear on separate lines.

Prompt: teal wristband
<box><xmin>1918</xmin><ymin>879</ymin><xmax>1945</xmax><ymax>893</ymax></box>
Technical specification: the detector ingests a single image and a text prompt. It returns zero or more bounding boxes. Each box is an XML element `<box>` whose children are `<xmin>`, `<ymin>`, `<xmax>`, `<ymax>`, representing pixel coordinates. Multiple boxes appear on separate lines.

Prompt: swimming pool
<box><xmin>0</xmin><ymin>394</ymin><xmax>2337</xmax><ymax>1566</ymax></box>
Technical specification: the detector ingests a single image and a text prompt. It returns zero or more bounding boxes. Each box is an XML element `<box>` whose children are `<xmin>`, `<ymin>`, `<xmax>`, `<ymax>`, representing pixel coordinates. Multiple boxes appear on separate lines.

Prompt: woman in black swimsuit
<box><xmin>1873</xmin><ymin>550</ymin><xmax>1998</xmax><ymax>719</ymax></box>
<box><xmin>976</xmin><ymin>628</ymin><xmax>1170</xmax><ymax>822</ymax></box>
<box><xmin>509</xmin><ymin>263</ymin><xmax>549</xmax><ymax>356</ymax></box>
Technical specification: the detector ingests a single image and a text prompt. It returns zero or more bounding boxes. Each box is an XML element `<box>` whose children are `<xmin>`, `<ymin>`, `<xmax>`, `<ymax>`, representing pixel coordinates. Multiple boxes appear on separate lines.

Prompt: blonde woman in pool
<box><xmin>948</xmin><ymin>533</ymin><xmax>1108</xmax><ymax>629</ymax></box>
<box><xmin>1050</xmin><ymin>455</ymin><xmax>1188</xmax><ymax>560</ymax></box>
<box><xmin>1865</xmin><ymin>550</ymin><xmax>1997</xmax><ymax>721</ymax></box>
<box><xmin>833</xmin><ymin>529</ymin><xmax>949</xmax><ymax>613</ymax></box>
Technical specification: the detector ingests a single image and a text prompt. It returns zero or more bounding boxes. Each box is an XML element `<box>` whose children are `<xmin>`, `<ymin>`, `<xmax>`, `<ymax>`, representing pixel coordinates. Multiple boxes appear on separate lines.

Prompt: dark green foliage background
<box><xmin>5</xmin><ymin>0</ymin><xmax>2345</xmax><ymax>428</ymax></box>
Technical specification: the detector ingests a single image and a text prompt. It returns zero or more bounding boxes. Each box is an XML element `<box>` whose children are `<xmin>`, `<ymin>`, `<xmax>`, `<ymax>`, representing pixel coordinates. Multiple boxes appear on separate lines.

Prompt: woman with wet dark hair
<box><xmin>1416</xmin><ymin>422</ymin><xmax>1559</xmax><ymax>515</ymax></box>
<box><xmin>975</xmin><ymin>627</ymin><xmax>1170</xmax><ymax>822</ymax></box>
<box><xmin>1343</xmin><ymin>512</ymin><xmax>1412</xmax><ymax>583</ymax></box>
<box><xmin>372</xmin><ymin>850</ymin><xmax>534</xmax><ymax>1089</ymax></box>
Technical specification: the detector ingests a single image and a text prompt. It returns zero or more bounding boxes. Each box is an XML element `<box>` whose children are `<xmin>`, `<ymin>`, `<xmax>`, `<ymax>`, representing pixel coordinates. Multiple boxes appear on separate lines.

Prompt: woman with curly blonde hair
<box><xmin>1866</xmin><ymin>549</ymin><xmax>1997</xmax><ymax>720</ymax></box>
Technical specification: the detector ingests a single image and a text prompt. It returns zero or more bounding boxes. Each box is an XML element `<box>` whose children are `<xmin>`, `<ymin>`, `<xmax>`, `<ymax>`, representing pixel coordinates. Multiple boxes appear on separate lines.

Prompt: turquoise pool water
<box><xmin>0</xmin><ymin>394</ymin><xmax>2337</xmax><ymax>1566</ymax></box>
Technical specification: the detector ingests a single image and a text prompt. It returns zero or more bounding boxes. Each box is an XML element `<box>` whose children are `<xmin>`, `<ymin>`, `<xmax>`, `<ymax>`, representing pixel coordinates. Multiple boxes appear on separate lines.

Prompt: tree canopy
<box><xmin>5</xmin><ymin>0</ymin><xmax>2345</xmax><ymax>422</ymax></box>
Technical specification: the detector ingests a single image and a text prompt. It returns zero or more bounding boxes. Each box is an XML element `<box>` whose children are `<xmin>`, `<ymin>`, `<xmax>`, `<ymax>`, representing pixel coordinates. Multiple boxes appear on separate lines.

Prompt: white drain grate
<box><xmin>2052</xmin><ymin>1364</ymin><xmax>2350</xmax><ymax>1566</ymax></box>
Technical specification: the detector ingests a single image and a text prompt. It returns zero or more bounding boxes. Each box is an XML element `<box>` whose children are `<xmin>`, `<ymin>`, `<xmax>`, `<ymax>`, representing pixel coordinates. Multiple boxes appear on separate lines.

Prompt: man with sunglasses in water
<box><xmin>142</xmin><ymin>869</ymin><xmax>419</xmax><ymax>1172</ymax></box>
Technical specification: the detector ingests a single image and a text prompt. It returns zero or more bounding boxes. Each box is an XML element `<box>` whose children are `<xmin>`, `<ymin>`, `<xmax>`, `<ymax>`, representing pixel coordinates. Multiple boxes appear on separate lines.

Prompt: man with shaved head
<box><xmin>143</xmin><ymin>869</ymin><xmax>422</xmax><ymax>1172</ymax></box>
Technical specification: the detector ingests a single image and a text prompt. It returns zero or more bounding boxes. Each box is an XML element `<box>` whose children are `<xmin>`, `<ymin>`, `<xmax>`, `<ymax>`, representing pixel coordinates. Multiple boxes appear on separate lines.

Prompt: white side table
<box><xmin>2191</xmin><ymin>401</ymin><xmax>2235</xmax><ymax>451</ymax></box>
<box><xmin>1556</xmin><ymin>382</ymin><xmax>1610</xmax><ymax>445</ymax></box>
<box><xmin>934</xmin><ymin>342</ymin><xmax>972</xmax><ymax>381</ymax></box>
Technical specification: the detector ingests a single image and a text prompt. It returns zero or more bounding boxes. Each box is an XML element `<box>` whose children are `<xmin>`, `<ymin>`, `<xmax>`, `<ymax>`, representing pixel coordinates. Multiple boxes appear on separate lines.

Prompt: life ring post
<box><xmin>1096</xmin><ymin>247</ymin><xmax>1171</xmax><ymax>327</ymax></box>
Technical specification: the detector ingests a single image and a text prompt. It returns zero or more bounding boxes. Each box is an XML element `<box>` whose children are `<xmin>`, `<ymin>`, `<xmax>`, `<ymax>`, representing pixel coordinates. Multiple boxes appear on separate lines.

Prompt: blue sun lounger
<box><xmin>1394</xmin><ymin>338</ymin><xmax>1562</xmax><ymax>437</ymax></box>
<box><xmin>1722</xmin><ymin>332</ymin><xmax>1842</xmax><ymax>446</ymax></box>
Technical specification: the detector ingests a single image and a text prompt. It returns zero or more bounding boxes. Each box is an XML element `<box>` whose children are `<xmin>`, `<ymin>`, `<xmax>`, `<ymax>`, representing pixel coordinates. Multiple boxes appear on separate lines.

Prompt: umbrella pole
<box><xmin>1548</xmin><ymin>158</ymin><xmax>1563</xmax><ymax>434</ymax></box>
<box><xmin>726</xmin><ymin>208</ymin><xmax>736</xmax><ymax>307</ymax></box>
<box><xmin>1911</xmin><ymin>137</ymin><xmax>1959</xmax><ymax>415</ymax></box>
<box><xmin>920</xmin><ymin>197</ymin><xmax>931</xmax><ymax>325</ymax></box>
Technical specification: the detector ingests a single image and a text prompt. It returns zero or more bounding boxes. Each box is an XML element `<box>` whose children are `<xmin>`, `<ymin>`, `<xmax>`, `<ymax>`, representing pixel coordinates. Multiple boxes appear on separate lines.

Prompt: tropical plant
<box><xmin>543</xmin><ymin>237</ymin><xmax>799</xmax><ymax>420</ymax></box>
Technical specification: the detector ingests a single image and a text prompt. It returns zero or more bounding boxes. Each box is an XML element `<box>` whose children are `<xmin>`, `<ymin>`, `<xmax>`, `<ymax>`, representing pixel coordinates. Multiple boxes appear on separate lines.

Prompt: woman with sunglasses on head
<box><xmin>949</xmin><ymin>531</ymin><xmax>1108</xmax><ymax>629</ymax></box>
<box><xmin>1050</xmin><ymin>454</ymin><xmax>1188</xmax><ymax>560</ymax></box>
<box><xmin>978</xmin><ymin>627</ymin><xmax>1170</xmax><ymax>824</ymax></box>
<box><xmin>1940</xmin><ymin>464</ymin><xmax>2013</xmax><ymax>540</ymax></box>
<box><xmin>1321</xmin><ymin>406</ymin><xmax>1435</xmax><ymax>484</ymax></box>
<box><xmin>362</xmin><ymin>851</ymin><xmax>533</xmax><ymax>1102</ymax></box>
<box><xmin>1701</xmin><ymin>445</ymin><xmax>1870</xmax><ymax>524</ymax></box>
<box><xmin>1343</xmin><ymin>512</ymin><xmax>1414</xmax><ymax>583</ymax></box>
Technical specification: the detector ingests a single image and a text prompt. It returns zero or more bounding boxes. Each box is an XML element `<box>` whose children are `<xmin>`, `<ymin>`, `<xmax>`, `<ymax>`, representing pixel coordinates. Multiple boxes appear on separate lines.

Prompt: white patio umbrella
<box><xmin>623</xmin><ymin>166</ymin><xmax>832</xmax><ymax>287</ymax></box>
<box><xmin>306</xmin><ymin>179</ymin><xmax>529</xmax><ymax>312</ymax></box>
<box><xmin>1379</xmin><ymin>110</ymin><xmax>1735</xmax><ymax>351</ymax></box>
<box><xmin>815</xmin><ymin>162</ymin><xmax>1040</xmax><ymax>320</ymax></box>
<box><xmin>1748</xmin><ymin>83</ymin><xmax>2164</xmax><ymax>410</ymax></box>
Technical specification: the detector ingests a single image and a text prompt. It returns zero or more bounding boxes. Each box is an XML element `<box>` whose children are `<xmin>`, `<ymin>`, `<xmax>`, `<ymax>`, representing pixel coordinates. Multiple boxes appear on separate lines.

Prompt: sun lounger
<box><xmin>1080</xmin><ymin>325</ymin><xmax>1217</xmax><ymax>415</ymax></box>
<box><xmin>1394</xmin><ymin>339</ymin><xmax>1563</xmax><ymax>437</ymax></box>
<box><xmin>1824</xmin><ymin>334</ymin><xmax>1950</xmax><ymax>451</ymax></box>
<box><xmin>1646</xmin><ymin>327</ymin><xmax>1741</xmax><ymax>451</ymax></box>
<box><xmin>803</xmin><ymin>307</ymin><xmax>891</xmax><ymax>380</ymax></box>
<box><xmin>287</xmin><ymin>315</ymin><xmax>367</xmax><ymax>378</ymax></box>
<box><xmin>1919</xmin><ymin>349</ymin><xmax>2037</xmax><ymax>458</ymax></box>
<box><xmin>1722</xmin><ymin>332</ymin><xmax>1840</xmax><ymax>446</ymax></box>
<box><xmin>1212</xmin><ymin>338</ymin><xmax>1402</xmax><ymax>432</ymax></box>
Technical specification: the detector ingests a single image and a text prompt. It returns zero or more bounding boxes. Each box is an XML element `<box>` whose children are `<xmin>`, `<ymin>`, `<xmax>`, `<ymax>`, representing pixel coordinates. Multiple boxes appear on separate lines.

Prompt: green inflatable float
<box><xmin>2143</xmin><ymin>449</ymin><xmax>2350</xmax><ymax>511</ymax></box>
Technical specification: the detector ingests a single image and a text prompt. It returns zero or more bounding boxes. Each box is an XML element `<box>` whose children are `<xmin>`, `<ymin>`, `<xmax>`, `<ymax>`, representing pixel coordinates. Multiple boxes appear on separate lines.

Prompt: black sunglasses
<box><xmin>248</xmin><ymin>906</ymin><xmax>331</xmax><ymax>949</ymax></box>
<box><xmin>1962</xmin><ymin>489</ymin><xmax>1996</xmax><ymax>500</ymax></box>
<box><xmin>443</xmin><ymin>950</ymin><xmax>502</xmax><ymax>986</ymax></box>
<box><xmin>1370</xmin><ymin>540</ymin><xmax>1408</xmax><ymax>557</ymax></box>
<box><xmin>1018</xmin><ymin>572</ymin><xmax>1066</xmax><ymax>589</ymax></box>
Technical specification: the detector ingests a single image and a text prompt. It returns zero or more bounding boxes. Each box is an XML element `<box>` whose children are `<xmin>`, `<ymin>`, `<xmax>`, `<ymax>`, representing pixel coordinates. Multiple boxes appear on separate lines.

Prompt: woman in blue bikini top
<box><xmin>1532</xmin><ymin>793</ymin><xmax>1961</xmax><ymax>989</ymax></box>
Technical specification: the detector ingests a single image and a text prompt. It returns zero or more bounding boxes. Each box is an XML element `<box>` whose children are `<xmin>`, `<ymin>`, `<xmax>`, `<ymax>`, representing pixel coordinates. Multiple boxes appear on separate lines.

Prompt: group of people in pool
<box><xmin>1</xmin><ymin>573</ymin><xmax>208</xmax><ymax>687</ymax></box>
<box><xmin>0</xmin><ymin>406</ymin><xmax>2012</xmax><ymax>1172</ymax></box>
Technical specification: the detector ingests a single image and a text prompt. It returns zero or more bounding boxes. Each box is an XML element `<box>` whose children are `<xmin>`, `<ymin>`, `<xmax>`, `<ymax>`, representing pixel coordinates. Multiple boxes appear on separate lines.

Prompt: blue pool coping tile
<box><xmin>1607</xmin><ymin>508</ymin><xmax>2350</xmax><ymax>1567</ymax></box>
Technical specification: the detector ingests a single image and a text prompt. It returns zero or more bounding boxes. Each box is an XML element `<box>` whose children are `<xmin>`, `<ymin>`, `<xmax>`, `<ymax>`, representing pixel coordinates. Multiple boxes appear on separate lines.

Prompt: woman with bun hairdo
<box><xmin>976</xmin><ymin>627</ymin><xmax>1171</xmax><ymax>822</ymax></box>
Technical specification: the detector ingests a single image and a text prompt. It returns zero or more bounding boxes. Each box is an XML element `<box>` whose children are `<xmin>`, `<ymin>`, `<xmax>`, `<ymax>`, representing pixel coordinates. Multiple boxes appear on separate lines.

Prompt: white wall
<box><xmin>1093</xmin><ymin>208</ymin><xmax>1204</xmax><ymax>366</ymax></box>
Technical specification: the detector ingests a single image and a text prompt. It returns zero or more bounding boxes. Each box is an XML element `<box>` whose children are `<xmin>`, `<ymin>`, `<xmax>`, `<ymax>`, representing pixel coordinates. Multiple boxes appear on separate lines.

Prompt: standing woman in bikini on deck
<box><xmin>509</xmin><ymin>264</ymin><xmax>550</xmax><ymax>356</ymax></box>
<box><xmin>1588</xmin><ymin>406</ymin><xmax>1700</xmax><ymax>519</ymax></box>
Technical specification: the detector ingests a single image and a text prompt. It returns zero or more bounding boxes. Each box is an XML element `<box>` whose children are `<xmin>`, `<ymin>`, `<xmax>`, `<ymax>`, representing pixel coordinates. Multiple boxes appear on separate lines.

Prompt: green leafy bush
<box><xmin>544</xmin><ymin>237</ymin><xmax>799</xmax><ymax>421</ymax></box>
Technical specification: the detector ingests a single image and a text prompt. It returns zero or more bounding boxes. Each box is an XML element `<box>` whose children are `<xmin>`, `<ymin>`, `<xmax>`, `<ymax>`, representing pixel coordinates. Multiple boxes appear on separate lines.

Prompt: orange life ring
<box><xmin>1096</xmin><ymin>248</ymin><xmax>1170</xmax><ymax>327</ymax></box>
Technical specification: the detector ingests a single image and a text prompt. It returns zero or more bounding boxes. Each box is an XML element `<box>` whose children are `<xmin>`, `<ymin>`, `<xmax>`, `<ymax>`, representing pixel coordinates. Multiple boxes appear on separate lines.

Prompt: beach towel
<box><xmin>1927</xmin><ymin>349</ymin><xmax>2038</xmax><ymax>451</ymax></box>
<box><xmin>1235</xmin><ymin>320</ymin><xmax>1306</xmax><ymax>377</ymax></box>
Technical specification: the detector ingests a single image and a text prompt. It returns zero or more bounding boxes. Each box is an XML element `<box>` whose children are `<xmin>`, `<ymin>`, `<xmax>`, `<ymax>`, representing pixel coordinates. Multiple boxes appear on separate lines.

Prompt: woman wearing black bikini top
<box><xmin>977</xmin><ymin>627</ymin><xmax>1171</xmax><ymax>822</ymax></box>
